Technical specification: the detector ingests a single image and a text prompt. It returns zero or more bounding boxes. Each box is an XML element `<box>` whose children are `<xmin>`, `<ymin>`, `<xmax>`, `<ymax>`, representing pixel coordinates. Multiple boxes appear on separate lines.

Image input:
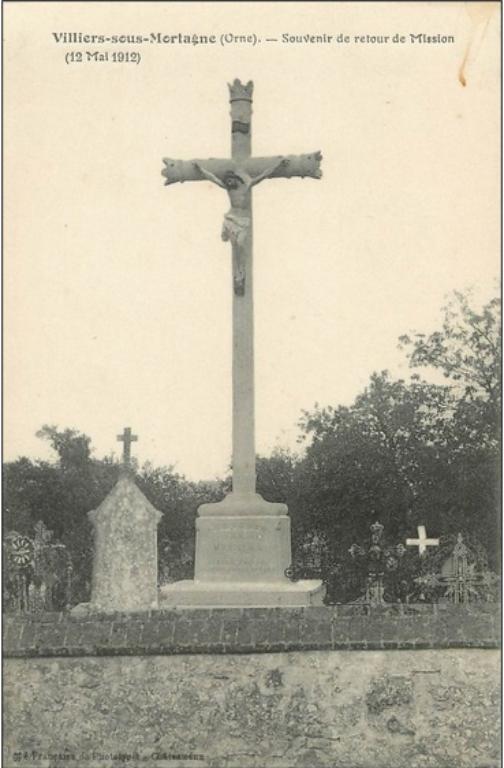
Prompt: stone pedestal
<box><xmin>160</xmin><ymin>493</ymin><xmax>325</xmax><ymax>608</ymax></box>
<box><xmin>73</xmin><ymin>474</ymin><xmax>162</xmax><ymax>614</ymax></box>
<box><xmin>195</xmin><ymin>515</ymin><xmax>290</xmax><ymax>582</ymax></box>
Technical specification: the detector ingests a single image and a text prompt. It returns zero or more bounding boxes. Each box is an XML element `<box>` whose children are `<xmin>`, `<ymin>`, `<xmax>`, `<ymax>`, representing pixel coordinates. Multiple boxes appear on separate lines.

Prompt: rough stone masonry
<box><xmin>3</xmin><ymin>604</ymin><xmax>500</xmax><ymax>768</ymax></box>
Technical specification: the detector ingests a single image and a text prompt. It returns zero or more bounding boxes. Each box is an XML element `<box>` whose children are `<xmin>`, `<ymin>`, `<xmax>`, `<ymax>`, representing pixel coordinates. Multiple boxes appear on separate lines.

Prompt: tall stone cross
<box><xmin>117</xmin><ymin>427</ymin><xmax>138</xmax><ymax>469</ymax></box>
<box><xmin>162</xmin><ymin>79</ymin><xmax>322</xmax><ymax>498</ymax></box>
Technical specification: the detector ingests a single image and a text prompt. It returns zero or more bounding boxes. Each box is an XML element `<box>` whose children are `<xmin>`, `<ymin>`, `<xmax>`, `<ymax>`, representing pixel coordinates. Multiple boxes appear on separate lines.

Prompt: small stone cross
<box><xmin>406</xmin><ymin>525</ymin><xmax>439</xmax><ymax>556</ymax></box>
<box><xmin>117</xmin><ymin>427</ymin><xmax>138</xmax><ymax>468</ymax></box>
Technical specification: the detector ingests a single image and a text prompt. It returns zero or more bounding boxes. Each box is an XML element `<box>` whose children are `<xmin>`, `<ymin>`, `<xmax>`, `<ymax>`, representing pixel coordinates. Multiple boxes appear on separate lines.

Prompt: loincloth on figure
<box><xmin>221</xmin><ymin>210</ymin><xmax>250</xmax><ymax>247</ymax></box>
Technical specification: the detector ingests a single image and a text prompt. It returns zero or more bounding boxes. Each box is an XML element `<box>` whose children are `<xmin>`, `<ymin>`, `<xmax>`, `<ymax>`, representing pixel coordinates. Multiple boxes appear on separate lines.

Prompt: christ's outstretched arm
<box><xmin>194</xmin><ymin>163</ymin><xmax>226</xmax><ymax>188</ymax></box>
<box><xmin>250</xmin><ymin>157</ymin><xmax>288</xmax><ymax>187</ymax></box>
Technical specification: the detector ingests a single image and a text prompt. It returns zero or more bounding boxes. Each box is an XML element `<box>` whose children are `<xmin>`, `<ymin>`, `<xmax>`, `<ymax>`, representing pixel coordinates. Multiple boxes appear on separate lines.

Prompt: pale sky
<box><xmin>5</xmin><ymin>2</ymin><xmax>500</xmax><ymax>479</ymax></box>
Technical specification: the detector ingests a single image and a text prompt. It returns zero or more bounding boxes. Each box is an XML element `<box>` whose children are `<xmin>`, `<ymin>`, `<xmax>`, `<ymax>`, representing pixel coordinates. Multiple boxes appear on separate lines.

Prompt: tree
<box><xmin>399</xmin><ymin>290</ymin><xmax>501</xmax><ymax>563</ymax></box>
<box><xmin>36</xmin><ymin>426</ymin><xmax>92</xmax><ymax>469</ymax></box>
<box><xmin>3</xmin><ymin>425</ymin><xmax>228</xmax><ymax>601</ymax></box>
<box><xmin>298</xmin><ymin>372</ymin><xmax>453</xmax><ymax>544</ymax></box>
<box><xmin>4</xmin><ymin>426</ymin><xmax>120</xmax><ymax>602</ymax></box>
<box><xmin>4</xmin><ymin>290</ymin><xmax>499</xmax><ymax>604</ymax></box>
<box><xmin>399</xmin><ymin>291</ymin><xmax>501</xmax><ymax>444</ymax></box>
<box><xmin>293</xmin><ymin>291</ymin><xmax>501</xmax><ymax>590</ymax></box>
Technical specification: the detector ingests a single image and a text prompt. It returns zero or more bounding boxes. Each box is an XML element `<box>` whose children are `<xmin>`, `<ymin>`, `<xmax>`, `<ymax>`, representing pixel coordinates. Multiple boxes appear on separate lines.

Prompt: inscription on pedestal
<box><xmin>195</xmin><ymin>516</ymin><xmax>291</xmax><ymax>583</ymax></box>
<box><xmin>208</xmin><ymin>527</ymin><xmax>271</xmax><ymax>576</ymax></box>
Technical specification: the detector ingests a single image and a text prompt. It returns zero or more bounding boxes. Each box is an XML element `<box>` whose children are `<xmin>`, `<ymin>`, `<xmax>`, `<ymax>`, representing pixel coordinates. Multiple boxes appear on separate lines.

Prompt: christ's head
<box><xmin>223</xmin><ymin>171</ymin><xmax>244</xmax><ymax>190</ymax></box>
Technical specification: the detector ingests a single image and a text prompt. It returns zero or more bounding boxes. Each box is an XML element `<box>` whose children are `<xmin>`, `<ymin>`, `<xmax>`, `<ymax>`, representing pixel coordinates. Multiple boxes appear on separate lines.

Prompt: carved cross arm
<box><xmin>162</xmin><ymin>158</ymin><xmax>230</xmax><ymax>186</ymax></box>
<box><xmin>247</xmin><ymin>152</ymin><xmax>322</xmax><ymax>181</ymax></box>
<box><xmin>161</xmin><ymin>151</ymin><xmax>322</xmax><ymax>186</ymax></box>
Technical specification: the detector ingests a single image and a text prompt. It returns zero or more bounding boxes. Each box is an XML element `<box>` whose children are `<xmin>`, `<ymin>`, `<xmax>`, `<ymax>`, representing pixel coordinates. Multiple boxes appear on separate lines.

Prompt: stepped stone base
<box><xmin>161</xmin><ymin>496</ymin><xmax>326</xmax><ymax>608</ymax></box>
<box><xmin>159</xmin><ymin>579</ymin><xmax>325</xmax><ymax>608</ymax></box>
<box><xmin>198</xmin><ymin>492</ymin><xmax>287</xmax><ymax>517</ymax></box>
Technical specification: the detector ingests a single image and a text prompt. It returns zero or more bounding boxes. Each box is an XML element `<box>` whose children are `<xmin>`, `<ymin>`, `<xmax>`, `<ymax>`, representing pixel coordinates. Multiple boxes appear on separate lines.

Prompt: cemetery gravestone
<box><xmin>31</xmin><ymin>521</ymin><xmax>72</xmax><ymax>612</ymax></box>
<box><xmin>73</xmin><ymin>429</ymin><xmax>162</xmax><ymax>614</ymax></box>
<box><xmin>3</xmin><ymin>523</ymin><xmax>72</xmax><ymax>613</ymax></box>
<box><xmin>440</xmin><ymin>533</ymin><xmax>499</xmax><ymax>603</ymax></box>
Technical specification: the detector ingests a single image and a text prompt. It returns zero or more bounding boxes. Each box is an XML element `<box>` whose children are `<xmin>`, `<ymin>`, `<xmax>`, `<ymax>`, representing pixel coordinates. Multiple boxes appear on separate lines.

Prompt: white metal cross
<box><xmin>406</xmin><ymin>525</ymin><xmax>439</xmax><ymax>556</ymax></box>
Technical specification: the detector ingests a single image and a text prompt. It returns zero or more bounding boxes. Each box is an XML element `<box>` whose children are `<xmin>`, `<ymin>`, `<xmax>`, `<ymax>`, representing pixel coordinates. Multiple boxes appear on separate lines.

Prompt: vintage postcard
<box><xmin>3</xmin><ymin>2</ymin><xmax>500</xmax><ymax>767</ymax></box>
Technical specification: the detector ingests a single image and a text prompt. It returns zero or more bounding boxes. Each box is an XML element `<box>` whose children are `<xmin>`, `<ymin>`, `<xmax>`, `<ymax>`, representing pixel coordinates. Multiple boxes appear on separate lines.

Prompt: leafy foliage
<box><xmin>399</xmin><ymin>291</ymin><xmax>501</xmax><ymax>443</ymax></box>
<box><xmin>3</xmin><ymin>428</ymin><xmax>226</xmax><ymax>604</ymax></box>
<box><xmin>3</xmin><ymin>290</ymin><xmax>500</xmax><ymax>605</ymax></box>
<box><xmin>285</xmin><ymin>291</ymin><xmax>500</xmax><ymax>598</ymax></box>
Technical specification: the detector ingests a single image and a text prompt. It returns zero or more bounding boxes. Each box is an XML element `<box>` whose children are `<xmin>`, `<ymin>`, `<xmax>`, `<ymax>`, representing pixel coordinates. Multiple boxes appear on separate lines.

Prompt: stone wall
<box><xmin>3</xmin><ymin>604</ymin><xmax>500</xmax><ymax>768</ymax></box>
<box><xmin>3</xmin><ymin>603</ymin><xmax>499</xmax><ymax>656</ymax></box>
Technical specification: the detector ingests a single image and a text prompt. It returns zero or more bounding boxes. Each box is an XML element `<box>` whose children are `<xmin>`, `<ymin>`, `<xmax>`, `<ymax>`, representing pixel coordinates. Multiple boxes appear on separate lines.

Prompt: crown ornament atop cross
<box><xmin>228</xmin><ymin>78</ymin><xmax>253</xmax><ymax>102</ymax></box>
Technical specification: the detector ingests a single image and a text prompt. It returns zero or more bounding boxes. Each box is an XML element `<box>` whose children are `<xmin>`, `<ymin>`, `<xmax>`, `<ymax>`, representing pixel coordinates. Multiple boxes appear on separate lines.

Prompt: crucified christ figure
<box><xmin>194</xmin><ymin>158</ymin><xmax>288</xmax><ymax>246</ymax></box>
<box><xmin>162</xmin><ymin>80</ymin><xmax>322</xmax><ymax>506</ymax></box>
<box><xmin>194</xmin><ymin>158</ymin><xmax>287</xmax><ymax>295</ymax></box>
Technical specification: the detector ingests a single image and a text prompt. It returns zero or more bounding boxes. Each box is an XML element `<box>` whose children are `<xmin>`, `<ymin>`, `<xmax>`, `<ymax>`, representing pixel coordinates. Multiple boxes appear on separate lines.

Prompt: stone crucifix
<box><xmin>162</xmin><ymin>79</ymin><xmax>322</xmax><ymax>498</ymax></box>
